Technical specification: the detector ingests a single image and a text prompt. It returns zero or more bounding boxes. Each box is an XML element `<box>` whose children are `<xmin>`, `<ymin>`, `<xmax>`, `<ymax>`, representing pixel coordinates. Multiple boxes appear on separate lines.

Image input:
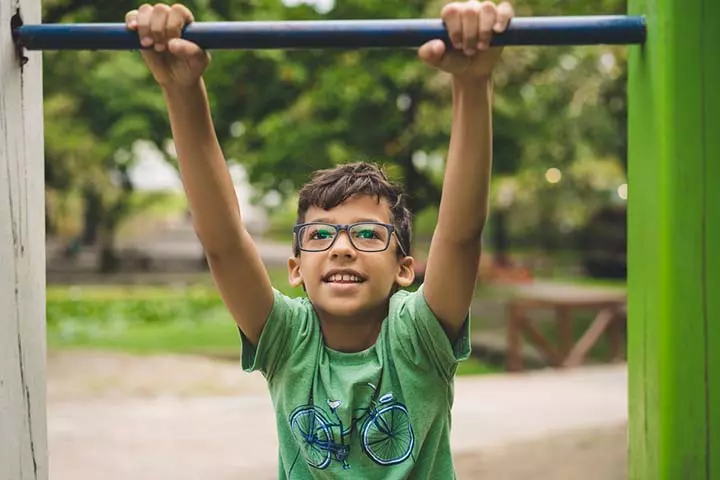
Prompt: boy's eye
<box><xmin>356</xmin><ymin>229</ymin><xmax>377</xmax><ymax>239</ymax></box>
<box><xmin>310</xmin><ymin>228</ymin><xmax>334</xmax><ymax>240</ymax></box>
<box><xmin>353</xmin><ymin>227</ymin><xmax>380</xmax><ymax>240</ymax></box>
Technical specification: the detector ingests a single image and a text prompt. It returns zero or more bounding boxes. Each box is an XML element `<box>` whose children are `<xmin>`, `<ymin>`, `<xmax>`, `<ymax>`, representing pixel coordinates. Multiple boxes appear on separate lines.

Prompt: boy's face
<box><xmin>288</xmin><ymin>195</ymin><xmax>414</xmax><ymax>320</ymax></box>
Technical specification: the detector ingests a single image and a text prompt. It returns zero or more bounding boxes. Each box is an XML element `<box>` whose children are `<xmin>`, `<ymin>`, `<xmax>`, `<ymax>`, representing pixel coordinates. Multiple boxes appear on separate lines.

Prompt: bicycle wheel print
<box><xmin>361</xmin><ymin>403</ymin><xmax>415</xmax><ymax>465</ymax></box>
<box><xmin>290</xmin><ymin>406</ymin><xmax>333</xmax><ymax>469</ymax></box>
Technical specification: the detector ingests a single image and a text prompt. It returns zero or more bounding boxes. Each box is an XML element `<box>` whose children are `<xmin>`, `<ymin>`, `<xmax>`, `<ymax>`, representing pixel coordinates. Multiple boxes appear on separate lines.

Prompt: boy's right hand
<box><xmin>126</xmin><ymin>4</ymin><xmax>210</xmax><ymax>88</ymax></box>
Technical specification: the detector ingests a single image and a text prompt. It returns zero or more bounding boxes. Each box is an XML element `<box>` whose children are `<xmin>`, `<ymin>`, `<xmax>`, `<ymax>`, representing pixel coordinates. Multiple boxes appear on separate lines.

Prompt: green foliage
<box><xmin>45</xmin><ymin>268</ymin><xmax>302</xmax><ymax>354</ymax></box>
<box><xmin>42</xmin><ymin>0</ymin><xmax>184</xmax><ymax>253</ymax></box>
<box><xmin>214</xmin><ymin>0</ymin><xmax>631</xmax><ymax>241</ymax></box>
<box><xmin>46</xmin><ymin>279</ymin><xmax>488</xmax><ymax>375</ymax></box>
<box><xmin>43</xmin><ymin>0</ymin><xmax>630</xmax><ymax>257</ymax></box>
<box><xmin>48</xmin><ymin>290</ymin><xmax>221</xmax><ymax>324</ymax></box>
<box><xmin>46</xmin><ymin>284</ymin><xmax>229</xmax><ymax>353</ymax></box>
<box><xmin>456</xmin><ymin>358</ymin><xmax>501</xmax><ymax>375</ymax></box>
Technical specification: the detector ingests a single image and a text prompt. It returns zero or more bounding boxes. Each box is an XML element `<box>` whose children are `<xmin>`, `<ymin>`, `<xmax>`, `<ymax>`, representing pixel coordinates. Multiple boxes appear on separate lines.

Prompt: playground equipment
<box><xmin>1</xmin><ymin>1</ymin><xmax>717</xmax><ymax>479</ymax></box>
<box><xmin>13</xmin><ymin>15</ymin><xmax>646</xmax><ymax>50</ymax></box>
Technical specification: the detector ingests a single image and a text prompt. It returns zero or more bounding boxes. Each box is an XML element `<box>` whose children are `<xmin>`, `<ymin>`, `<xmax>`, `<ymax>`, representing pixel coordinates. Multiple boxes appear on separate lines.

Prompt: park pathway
<box><xmin>48</xmin><ymin>364</ymin><xmax>627</xmax><ymax>479</ymax></box>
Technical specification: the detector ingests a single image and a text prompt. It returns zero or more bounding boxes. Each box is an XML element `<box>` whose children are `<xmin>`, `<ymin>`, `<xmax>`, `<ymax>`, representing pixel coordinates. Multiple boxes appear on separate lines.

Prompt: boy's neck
<box><xmin>317</xmin><ymin>308</ymin><xmax>387</xmax><ymax>353</ymax></box>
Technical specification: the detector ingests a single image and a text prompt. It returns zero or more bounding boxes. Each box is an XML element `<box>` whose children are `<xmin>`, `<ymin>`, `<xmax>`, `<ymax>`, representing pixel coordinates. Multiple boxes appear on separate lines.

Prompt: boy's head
<box><xmin>288</xmin><ymin>162</ymin><xmax>415</xmax><ymax>319</ymax></box>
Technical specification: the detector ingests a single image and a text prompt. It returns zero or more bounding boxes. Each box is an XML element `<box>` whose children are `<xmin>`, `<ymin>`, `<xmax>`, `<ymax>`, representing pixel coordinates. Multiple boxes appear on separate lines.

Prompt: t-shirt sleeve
<box><xmin>239</xmin><ymin>288</ymin><xmax>309</xmax><ymax>381</ymax></box>
<box><xmin>389</xmin><ymin>284</ymin><xmax>472</xmax><ymax>381</ymax></box>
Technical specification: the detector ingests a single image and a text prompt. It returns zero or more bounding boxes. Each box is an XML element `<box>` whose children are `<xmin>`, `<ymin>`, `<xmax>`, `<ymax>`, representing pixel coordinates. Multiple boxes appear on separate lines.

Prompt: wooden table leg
<box><xmin>556</xmin><ymin>306</ymin><xmax>573</xmax><ymax>361</ymax></box>
<box><xmin>607</xmin><ymin>307</ymin><xmax>626</xmax><ymax>362</ymax></box>
<box><xmin>563</xmin><ymin>307</ymin><xmax>616</xmax><ymax>367</ymax></box>
<box><xmin>507</xmin><ymin>303</ymin><xmax>523</xmax><ymax>372</ymax></box>
<box><xmin>522</xmin><ymin>317</ymin><xmax>561</xmax><ymax>367</ymax></box>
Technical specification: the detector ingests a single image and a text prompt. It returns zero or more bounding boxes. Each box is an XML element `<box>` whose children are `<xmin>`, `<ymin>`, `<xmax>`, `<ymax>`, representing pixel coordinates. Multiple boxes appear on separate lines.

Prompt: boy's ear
<box><xmin>395</xmin><ymin>255</ymin><xmax>415</xmax><ymax>288</ymax></box>
<box><xmin>288</xmin><ymin>256</ymin><xmax>304</xmax><ymax>288</ymax></box>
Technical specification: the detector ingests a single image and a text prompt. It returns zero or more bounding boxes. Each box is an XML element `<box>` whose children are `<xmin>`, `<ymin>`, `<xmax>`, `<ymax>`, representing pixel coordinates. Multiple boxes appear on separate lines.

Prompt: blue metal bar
<box><xmin>13</xmin><ymin>16</ymin><xmax>646</xmax><ymax>51</ymax></box>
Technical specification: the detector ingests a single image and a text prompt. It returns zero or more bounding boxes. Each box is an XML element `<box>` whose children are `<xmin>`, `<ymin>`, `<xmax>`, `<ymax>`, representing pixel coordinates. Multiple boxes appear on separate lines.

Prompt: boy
<box><xmin>126</xmin><ymin>1</ymin><xmax>513</xmax><ymax>477</ymax></box>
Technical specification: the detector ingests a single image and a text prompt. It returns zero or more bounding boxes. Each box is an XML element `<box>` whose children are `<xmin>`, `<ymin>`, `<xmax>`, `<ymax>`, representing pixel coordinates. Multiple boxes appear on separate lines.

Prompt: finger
<box><xmin>167</xmin><ymin>38</ymin><xmax>202</xmax><ymax>57</ymax></box>
<box><xmin>170</xmin><ymin>3</ymin><xmax>195</xmax><ymax>25</ymax></box>
<box><xmin>136</xmin><ymin>4</ymin><xmax>155</xmax><ymax>48</ymax></box>
<box><xmin>441</xmin><ymin>3</ymin><xmax>463</xmax><ymax>51</ymax></box>
<box><xmin>125</xmin><ymin>9</ymin><xmax>139</xmax><ymax>30</ymax></box>
<box><xmin>477</xmin><ymin>2</ymin><xmax>497</xmax><ymax>50</ymax></box>
<box><xmin>417</xmin><ymin>39</ymin><xmax>446</xmax><ymax>66</ymax></box>
<box><xmin>167</xmin><ymin>4</ymin><xmax>193</xmax><ymax>41</ymax></box>
<box><xmin>461</xmin><ymin>3</ymin><xmax>480</xmax><ymax>55</ymax></box>
<box><xmin>150</xmin><ymin>3</ymin><xmax>171</xmax><ymax>51</ymax></box>
<box><xmin>494</xmin><ymin>2</ymin><xmax>514</xmax><ymax>32</ymax></box>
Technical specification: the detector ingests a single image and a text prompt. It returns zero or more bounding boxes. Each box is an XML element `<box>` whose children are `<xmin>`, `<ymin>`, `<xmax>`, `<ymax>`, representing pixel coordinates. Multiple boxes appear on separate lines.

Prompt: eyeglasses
<box><xmin>293</xmin><ymin>222</ymin><xmax>407</xmax><ymax>256</ymax></box>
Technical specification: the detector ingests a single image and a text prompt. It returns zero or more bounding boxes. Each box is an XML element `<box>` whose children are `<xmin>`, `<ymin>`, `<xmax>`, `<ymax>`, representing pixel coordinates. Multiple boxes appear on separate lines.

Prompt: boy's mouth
<box><xmin>322</xmin><ymin>269</ymin><xmax>366</xmax><ymax>284</ymax></box>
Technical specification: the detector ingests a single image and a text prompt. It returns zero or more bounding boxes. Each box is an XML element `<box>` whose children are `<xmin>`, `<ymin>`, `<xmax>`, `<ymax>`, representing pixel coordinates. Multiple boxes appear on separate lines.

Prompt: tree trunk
<box><xmin>98</xmin><ymin>226</ymin><xmax>120</xmax><ymax>273</ymax></box>
<box><xmin>96</xmin><ymin>168</ymin><xmax>134</xmax><ymax>274</ymax></box>
<box><xmin>81</xmin><ymin>184</ymin><xmax>102</xmax><ymax>246</ymax></box>
<box><xmin>491</xmin><ymin>210</ymin><xmax>511</xmax><ymax>266</ymax></box>
<box><xmin>45</xmin><ymin>191</ymin><xmax>56</xmax><ymax>236</ymax></box>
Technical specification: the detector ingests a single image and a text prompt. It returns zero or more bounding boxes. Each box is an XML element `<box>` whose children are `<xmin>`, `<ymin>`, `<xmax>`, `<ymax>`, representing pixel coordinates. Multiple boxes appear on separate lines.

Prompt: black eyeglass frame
<box><xmin>292</xmin><ymin>222</ymin><xmax>408</xmax><ymax>256</ymax></box>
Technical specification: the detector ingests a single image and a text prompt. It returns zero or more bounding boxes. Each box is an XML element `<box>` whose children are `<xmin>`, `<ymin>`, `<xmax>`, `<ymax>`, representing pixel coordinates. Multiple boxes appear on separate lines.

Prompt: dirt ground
<box><xmin>47</xmin><ymin>350</ymin><xmax>627</xmax><ymax>479</ymax></box>
<box><xmin>453</xmin><ymin>427</ymin><xmax>626</xmax><ymax>480</ymax></box>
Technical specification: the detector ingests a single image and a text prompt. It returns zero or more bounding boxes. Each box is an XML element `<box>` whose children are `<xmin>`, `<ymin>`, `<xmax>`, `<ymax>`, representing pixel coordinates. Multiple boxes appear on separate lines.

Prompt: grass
<box><xmin>457</xmin><ymin>358</ymin><xmax>501</xmax><ymax>375</ymax></box>
<box><xmin>47</xmin><ymin>284</ymin><xmax>237</xmax><ymax>355</ymax></box>
<box><xmin>47</xmin><ymin>269</ymin><xmax>492</xmax><ymax>375</ymax></box>
<box><xmin>544</xmin><ymin>276</ymin><xmax>626</xmax><ymax>288</ymax></box>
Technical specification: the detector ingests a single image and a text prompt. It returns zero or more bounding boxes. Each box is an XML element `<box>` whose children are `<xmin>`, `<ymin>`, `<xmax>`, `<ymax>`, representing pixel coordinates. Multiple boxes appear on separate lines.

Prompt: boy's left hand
<box><xmin>419</xmin><ymin>1</ymin><xmax>514</xmax><ymax>80</ymax></box>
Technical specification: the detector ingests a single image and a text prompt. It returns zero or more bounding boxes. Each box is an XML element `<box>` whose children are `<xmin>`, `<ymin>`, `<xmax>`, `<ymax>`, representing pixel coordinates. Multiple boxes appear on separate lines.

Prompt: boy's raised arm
<box><xmin>126</xmin><ymin>4</ymin><xmax>273</xmax><ymax>345</ymax></box>
<box><xmin>418</xmin><ymin>1</ymin><xmax>514</xmax><ymax>342</ymax></box>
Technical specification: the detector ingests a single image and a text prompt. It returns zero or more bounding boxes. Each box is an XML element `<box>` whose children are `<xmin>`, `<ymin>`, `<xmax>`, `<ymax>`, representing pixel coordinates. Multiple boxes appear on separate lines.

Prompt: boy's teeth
<box><xmin>328</xmin><ymin>273</ymin><xmax>361</xmax><ymax>282</ymax></box>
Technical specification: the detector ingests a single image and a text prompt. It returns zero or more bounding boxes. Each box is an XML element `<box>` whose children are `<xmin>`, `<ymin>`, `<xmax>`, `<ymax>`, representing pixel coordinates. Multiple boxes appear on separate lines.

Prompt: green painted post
<box><xmin>627</xmin><ymin>0</ymin><xmax>720</xmax><ymax>478</ymax></box>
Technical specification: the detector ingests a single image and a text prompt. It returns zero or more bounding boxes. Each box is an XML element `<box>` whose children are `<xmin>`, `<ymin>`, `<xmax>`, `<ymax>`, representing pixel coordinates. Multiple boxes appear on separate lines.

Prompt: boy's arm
<box><xmin>418</xmin><ymin>1</ymin><xmax>513</xmax><ymax>342</ymax></box>
<box><xmin>423</xmin><ymin>78</ymin><xmax>492</xmax><ymax>342</ymax></box>
<box><xmin>126</xmin><ymin>4</ymin><xmax>274</xmax><ymax>345</ymax></box>
<box><xmin>164</xmin><ymin>83</ymin><xmax>274</xmax><ymax>345</ymax></box>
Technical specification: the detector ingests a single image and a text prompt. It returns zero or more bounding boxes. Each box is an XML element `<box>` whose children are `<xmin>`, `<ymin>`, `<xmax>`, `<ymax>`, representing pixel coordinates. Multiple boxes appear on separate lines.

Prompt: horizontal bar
<box><xmin>13</xmin><ymin>16</ymin><xmax>646</xmax><ymax>51</ymax></box>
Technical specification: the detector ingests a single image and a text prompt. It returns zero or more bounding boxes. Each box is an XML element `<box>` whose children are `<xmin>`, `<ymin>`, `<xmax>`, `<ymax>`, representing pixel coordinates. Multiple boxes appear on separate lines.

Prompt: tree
<box><xmin>42</xmin><ymin>0</ymin><xmax>630</xmax><ymax>267</ymax></box>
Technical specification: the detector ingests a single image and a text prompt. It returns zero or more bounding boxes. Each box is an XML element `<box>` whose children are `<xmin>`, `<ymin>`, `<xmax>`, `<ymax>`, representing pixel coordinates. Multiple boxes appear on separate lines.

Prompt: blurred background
<box><xmin>44</xmin><ymin>0</ymin><xmax>629</xmax><ymax>478</ymax></box>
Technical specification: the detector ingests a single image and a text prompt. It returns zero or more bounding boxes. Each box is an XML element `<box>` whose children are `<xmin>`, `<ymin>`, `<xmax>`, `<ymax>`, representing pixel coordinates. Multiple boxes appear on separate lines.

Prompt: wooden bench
<box><xmin>506</xmin><ymin>283</ymin><xmax>627</xmax><ymax>372</ymax></box>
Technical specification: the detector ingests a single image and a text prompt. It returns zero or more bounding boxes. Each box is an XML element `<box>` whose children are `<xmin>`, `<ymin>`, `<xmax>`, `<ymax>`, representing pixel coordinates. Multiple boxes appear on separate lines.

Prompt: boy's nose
<box><xmin>330</xmin><ymin>231</ymin><xmax>356</xmax><ymax>258</ymax></box>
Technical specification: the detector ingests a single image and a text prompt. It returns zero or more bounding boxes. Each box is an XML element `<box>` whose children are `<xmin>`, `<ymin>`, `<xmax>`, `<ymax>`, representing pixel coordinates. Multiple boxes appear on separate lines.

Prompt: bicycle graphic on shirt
<box><xmin>289</xmin><ymin>383</ymin><xmax>415</xmax><ymax>470</ymax></box>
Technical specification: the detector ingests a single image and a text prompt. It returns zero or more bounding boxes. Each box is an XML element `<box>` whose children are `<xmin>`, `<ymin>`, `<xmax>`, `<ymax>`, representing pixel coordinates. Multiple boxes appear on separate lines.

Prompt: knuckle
<box><xmin>441</xmin><ymin>3</ymin><xmax>460</xmax><ymax>16</ymax></box>
<box><xmin>153</xmin><ymin>3</ymin><xmax>170</xmax><ymax>13</ymax></box>
<box><xmin>170</xmin><ymin>3</ymin><xmax>188</xmax><ymax>15</ymax></box>
<box><xmin>171</xmin><ymin>4</ymin><xmax>193</xmax><ymax>24</ymax></box>
<box><xmin>461</xmin><ymin>7</ymin><xmax>475</xmax><ymax>18</ymax></box>
<box><xmin>480</xmin><ymin>1</ymin><xmax>496</xmax><ymax>13</ymax></box>
<box><xmin>138</xmin><ymin>3</ymin><xmax>153</xmax><ymax>12</ymax></box>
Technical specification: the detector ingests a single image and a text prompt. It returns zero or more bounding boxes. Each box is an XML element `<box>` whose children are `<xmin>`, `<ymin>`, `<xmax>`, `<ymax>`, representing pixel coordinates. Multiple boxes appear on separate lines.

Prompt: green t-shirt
<box><xmin>241</xmin><ymin>284</ymin><xmax>471</xmax><ymax>479</ymax></box>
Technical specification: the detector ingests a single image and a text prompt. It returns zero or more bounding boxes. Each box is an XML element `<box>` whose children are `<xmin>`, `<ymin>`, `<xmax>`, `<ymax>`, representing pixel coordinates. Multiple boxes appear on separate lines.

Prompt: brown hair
<box><xmin>294</xmin><ymin>162</ymin><xmax>412</xmax><ymax>257</ymax></box>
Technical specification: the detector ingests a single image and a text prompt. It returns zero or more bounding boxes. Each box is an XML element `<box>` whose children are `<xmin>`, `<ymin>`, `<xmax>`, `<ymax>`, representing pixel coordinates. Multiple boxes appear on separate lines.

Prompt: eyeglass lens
<box><xmin>298</xmin><ymin>223</ymin><xmax>390</xmax><ymax>252</ymax></box>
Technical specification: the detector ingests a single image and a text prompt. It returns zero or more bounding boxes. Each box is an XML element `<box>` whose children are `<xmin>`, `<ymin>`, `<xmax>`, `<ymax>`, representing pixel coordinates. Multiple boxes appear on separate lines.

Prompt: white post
<box><xmin>0</xmin><ymin>0</ymin><xmax>47</xmax><ymax>479</ymax></box>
